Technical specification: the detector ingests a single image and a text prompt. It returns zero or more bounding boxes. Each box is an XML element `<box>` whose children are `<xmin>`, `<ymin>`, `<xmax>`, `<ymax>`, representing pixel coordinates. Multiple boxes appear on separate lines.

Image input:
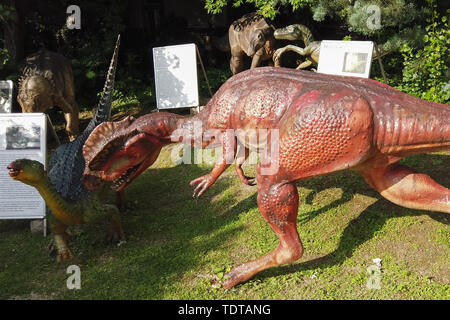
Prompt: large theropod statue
<box><xmin>82</xmin><ymin>67</ymin><xmax>449</xmax><ymax>288</ymax></box>
<box><xmin>8</xmin><ymin>36</ymin><xmax>123</xmax><ymax>262</ymax></box>
<box><xmin>18</xmin><ymin>50</ymin><xmax>79</xmax><ymax>141</ymax></box>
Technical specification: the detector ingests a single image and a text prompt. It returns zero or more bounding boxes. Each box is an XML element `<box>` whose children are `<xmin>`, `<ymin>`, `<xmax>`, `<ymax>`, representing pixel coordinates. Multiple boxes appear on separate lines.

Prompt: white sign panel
<box><xmin>153</xmin><ymin>43</ymin><xmax>199</xmax><ymax>109</ymax></box>
<box><xmin>0</xmin><ymin>113</ymin><xmax>47</xmax><ymax>219</ymax></box>
<box><xmin>0</xmin><ymin>80</ymin><xmax>13</xmax><ymax>113</ymax></box>
<box><xmin>317</xmin><ymin>40</ymin><xmax>374</xmax><ymax>78</ymax></box>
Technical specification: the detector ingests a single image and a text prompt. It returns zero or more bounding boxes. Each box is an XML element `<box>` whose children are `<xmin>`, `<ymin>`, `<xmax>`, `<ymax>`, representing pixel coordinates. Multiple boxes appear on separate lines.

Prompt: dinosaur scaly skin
<box><xmin>82</xmin><ymin>67</ymin><xmax>449</xmax><ymax>288</ymax></box>
<box><xmin>18</xmin><ymin>50</ymin><xmax>79</xmax><ymax>141</ymax></box>
<box><xmin>8</xmin><ymin>36</ymin><xmax>122</xmax><ymax>262</ymax></box>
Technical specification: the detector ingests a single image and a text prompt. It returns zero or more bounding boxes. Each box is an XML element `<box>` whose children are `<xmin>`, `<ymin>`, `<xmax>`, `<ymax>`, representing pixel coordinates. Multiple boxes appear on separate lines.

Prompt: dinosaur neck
<box><xmin>136</xmin><ymin>111</ymin><xmax>210</xmax><ymax>147</ymax></box>
<box><xmin>32</xmin><ymin>175</ymin><xmax>84</xmax><ymax>225</ymax></box>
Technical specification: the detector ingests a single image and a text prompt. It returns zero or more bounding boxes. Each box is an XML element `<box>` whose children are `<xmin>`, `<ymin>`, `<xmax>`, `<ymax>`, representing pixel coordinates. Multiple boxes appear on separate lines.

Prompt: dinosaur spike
<box><xmin>93</xmin><ymin>34</ymin><xmax>121</xmax><ymax>126</ymax></box>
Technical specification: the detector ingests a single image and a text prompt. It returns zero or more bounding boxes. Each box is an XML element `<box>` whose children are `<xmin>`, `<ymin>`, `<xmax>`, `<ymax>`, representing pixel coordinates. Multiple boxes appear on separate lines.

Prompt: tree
<box><xmin>203</xmin><ymin>0</ymin><xmax>431</xmax><ymax>48</ymax></box>
<box><xmin>0</xmin><ymin>0</ymin><xmax>26</xmax><ymax>63</ymax></box>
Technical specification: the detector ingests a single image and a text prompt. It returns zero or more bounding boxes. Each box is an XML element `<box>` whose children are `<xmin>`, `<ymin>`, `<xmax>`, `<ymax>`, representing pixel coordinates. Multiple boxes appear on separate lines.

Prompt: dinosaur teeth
<box><xmin>110</xmin><ymin>163</ymin><xmax>141</xmax><ymax>191</ymax></box>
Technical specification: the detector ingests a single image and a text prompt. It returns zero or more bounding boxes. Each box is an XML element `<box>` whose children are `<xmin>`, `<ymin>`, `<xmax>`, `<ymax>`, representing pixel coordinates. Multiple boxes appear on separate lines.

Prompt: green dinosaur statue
<box><xmin>7</xmin><ymin>159</ymin><xmax>125</xmax><ymax>262</ymax></box>
<box><xmin>273</xmin><ymin>24</ymin><xmax>321</xmax><ymax>70</ymax></box>
<box><xmin>273</xmin><ymin>24</ymin><xmax>390</xmax><ymax>70</ymax></box>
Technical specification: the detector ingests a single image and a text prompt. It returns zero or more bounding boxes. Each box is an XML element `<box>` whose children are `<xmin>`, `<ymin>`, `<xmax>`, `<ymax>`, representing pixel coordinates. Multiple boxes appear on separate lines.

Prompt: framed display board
<box><xmin>0</xmin><ymin>113</ymin><xmax>47</xmax><ymax>219</ymax></box>
<box><xmin>153</xmin><ymin>43</ymin><xmax>199</xmax><ymax>109</ymax></box>
<box><xmin>317</xmin><ymin>40</ymin><xmax>374</xmax><ymax>78</ymax></box>
<box><xmin>0</xmin><ymin>80</ymin><xmax>14</xmax><ymax>113</ymax></box>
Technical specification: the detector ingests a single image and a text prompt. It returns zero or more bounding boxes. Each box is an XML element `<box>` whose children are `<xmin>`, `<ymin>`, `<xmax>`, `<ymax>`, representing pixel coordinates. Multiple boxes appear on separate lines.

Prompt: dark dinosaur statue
<box><xmin>273</xmin><ymin>24</ymin><xmax>391</xmax><ymax>70</ymax></box>
<box><xmin>228</xmin><ymin>12</ymin><xmax>280</xmax><ymax>75</ymax></box>
<box><xmin>8</xmin><ymin>35</ymin><xmax>123</xmax><ymax>262</ymax></box>
<box><xmin>18</xmin><ymin>50</ymin><xmax>79</xmax><ymax>141</ymax></box>
<box><xmin>82</xmin><ymin>67</ymin><xmax>449</xmax><ymax>288</ymax></box>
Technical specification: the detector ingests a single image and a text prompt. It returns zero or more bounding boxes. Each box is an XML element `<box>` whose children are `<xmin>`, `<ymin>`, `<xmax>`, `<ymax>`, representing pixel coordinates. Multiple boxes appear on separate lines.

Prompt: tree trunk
<box><xmin>2</xmin><ymin>0</ymin><xmax>25</xmax><ymax>62</ymax></box>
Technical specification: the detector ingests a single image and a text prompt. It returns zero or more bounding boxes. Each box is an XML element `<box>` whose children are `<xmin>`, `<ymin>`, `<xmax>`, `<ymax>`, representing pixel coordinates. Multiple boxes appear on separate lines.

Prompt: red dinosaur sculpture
<box><xmin>82</xmin><ymin>67</ymin><xmax>450</xmax><ymax>289</ymax></box>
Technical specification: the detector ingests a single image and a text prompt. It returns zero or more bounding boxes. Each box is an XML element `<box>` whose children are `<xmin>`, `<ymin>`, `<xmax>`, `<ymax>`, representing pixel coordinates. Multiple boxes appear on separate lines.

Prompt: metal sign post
<box><xmin>0</xmin><ymin>80</ymin><xmax>14</xmax><ymax>113</ymax></box>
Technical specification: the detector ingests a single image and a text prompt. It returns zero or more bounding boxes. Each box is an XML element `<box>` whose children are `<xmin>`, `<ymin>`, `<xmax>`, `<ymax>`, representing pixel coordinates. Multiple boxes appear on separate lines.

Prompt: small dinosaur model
<box><xmin>273</xmin><ymin>24</ymin><xmax>390</xmax><ymax>70</ymax></box>
<box><xmin>82</xmin><ymin>67</ymin><xmax>449</xmax><ymax>288</ymax></box>
<box><xmin>8</xmin><ymin>35</ymin><xmax>122</xmax><ymax>262</ymax></box>
<box><xmin>18</xmin><ymin>50</ymin><xmax>79</xmax><ymax>141</ymax></box>
<box><xmin>228</xmin><ymin>12</ymin><xmax>280</xmax><ymax>75</ymax></box>
<box><xmin>273</xmin><ymin>24</ymin><xmax>321</xmax><ymax>70</ymax></box>
<box><xmin>8</xmin><ymin>159</ymin><xmax>125</xmax><ymax>262</ymax></box>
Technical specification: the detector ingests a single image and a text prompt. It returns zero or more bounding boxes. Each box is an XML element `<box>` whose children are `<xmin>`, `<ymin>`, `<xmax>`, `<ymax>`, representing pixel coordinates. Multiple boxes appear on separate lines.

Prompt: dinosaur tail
<box><xmin>373</xmin><ymin>92</ymin><xmax>450</xmax><ymax>157</ymax></box>
<box><xmin>90</xmin><ymin>34</ymin><xmax>120</xmax><ymax>129</ymax></box>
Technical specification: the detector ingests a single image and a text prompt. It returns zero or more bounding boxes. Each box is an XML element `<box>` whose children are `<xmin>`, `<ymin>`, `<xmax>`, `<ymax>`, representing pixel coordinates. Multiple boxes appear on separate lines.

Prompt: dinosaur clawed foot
<box><xmin>49</xmin><ymin>242</ymin><xmax>75</xmax><ymax>262</ymax></box>
<box><xmin>239</xmin><ymin>175</ymin><xmax>256</xmax><ymax>186</ymax></box>
<box><xmin>190</xmin><ymin>174</ymin><xmax>216</xmax><ymax>198</ymax></box>
<box><xmin>211</xmin><ymin>265</ymin><xmax>247</xmax><ymax>289</ymax></box>
<box><xmin>48</xmin><ymin>232</ymin><xmax>75</xmax><ymax>262</ymax></box>
<box><xmin>56</xmin><ymin>247</ymin><xmax>75</xmax><ymax>263</ymax></box>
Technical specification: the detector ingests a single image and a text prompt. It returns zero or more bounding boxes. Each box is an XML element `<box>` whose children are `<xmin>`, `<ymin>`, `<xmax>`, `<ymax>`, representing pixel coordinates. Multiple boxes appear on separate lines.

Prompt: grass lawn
<box><xmin>0</xmin><ymin>142</ymin><xmax>448</xmax><ymax>300</ymax></box>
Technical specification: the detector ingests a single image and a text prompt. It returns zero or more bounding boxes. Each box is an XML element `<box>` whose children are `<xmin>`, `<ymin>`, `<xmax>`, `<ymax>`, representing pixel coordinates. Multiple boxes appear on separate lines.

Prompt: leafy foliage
<box><xmin>396</xmin><ymin>7</ymin><xmax>449</xmax><ymax>103</ymax></box>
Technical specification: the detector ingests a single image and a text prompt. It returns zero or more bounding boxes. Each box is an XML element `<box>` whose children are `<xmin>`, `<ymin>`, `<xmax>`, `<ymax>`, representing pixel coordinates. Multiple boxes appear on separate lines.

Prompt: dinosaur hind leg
<box><xmin>84</xmin><ymin>201</ymin><xmax>126</xmax><ymax>243</ymax></box>
<box><xmin>221</xmin><ymin>177</ymin><xmax>303</xmax><ymax>289</ymax></box>
<box><xmin>358</xmin><ymin>163</ymin><xmax>450</xmax><ymax>213</ymax></box>
<box><xmin>48</xmin><ymin>214</ymin><xmax>74</xmax><ymax>262</ymax></box>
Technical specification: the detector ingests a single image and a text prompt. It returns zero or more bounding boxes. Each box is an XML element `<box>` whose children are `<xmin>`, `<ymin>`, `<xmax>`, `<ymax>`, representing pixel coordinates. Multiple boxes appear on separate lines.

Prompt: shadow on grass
<box><xmin>252</xmin><ymin>153</ymin><xmax>449</xmax><ymax>282</ymax></box>
<box><xmin>55</xmin><ymin>161</ymin><xmax>259</xmax><ymax>299</ymax></box>
<box><xmin>0</xmin><ymin>151</ymin><xmax>447</xmax><ymax>298</ymax></box>
<box><xmin>116</xmin><ymin>152</ymin><xmax>448</xmax><ymax>294</ymax></box>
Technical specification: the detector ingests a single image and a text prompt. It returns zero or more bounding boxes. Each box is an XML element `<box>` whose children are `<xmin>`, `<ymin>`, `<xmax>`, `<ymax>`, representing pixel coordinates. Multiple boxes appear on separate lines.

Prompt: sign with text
<box><xmin>0</xmin><ymin>113</ymin><xmax>47</xmax><ymax>219</ymax></box>
<box><xmin>0</xmin><ymin>80</ymin><xmax>13</xmax><ymax>113</ymax></box>
<box><xmin>317</xmin><ymin>40</ymin><xmax>374</xmax><ymax>78</ymax></box>
<box><xmin>153</xmin><ymin>43</ymin><xmax>199</xmax><ymax>109</ymax></box>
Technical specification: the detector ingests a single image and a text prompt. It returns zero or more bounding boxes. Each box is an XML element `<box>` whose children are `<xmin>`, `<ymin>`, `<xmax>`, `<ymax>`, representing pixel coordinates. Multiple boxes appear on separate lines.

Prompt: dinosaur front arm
<box><xmin>189</xmin><ymin>130</ymin><xmax>236</xmax><ymax>198</ymax></box>
<box><xmin>273</xmin><ymin>44</ymin><xmax>308</xmax><ymax>63</ymax></box>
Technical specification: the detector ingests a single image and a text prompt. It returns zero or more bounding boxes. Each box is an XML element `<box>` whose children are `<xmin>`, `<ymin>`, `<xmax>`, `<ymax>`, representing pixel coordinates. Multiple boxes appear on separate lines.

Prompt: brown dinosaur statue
<box><xmin>82</xmin><ymin>67</ymin><xmax>449</xmax><ymax>289</ymax></box>
<box><xmin>228</xmin><ymin>12</ymin><xmax>280</xmax><ymax>75</ymax></box>
<box><xmin>18</xmin><ymin>50</ymin><xmax>79</xmax><ymax>141</ymax></box>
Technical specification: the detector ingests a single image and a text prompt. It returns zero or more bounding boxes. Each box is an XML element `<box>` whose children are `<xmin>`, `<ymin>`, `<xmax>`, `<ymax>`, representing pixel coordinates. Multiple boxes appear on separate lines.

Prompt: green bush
<box><xmin>396</xmin><ymin>8</ymin><xmax>450</xmax><ymax>104</ymax></box>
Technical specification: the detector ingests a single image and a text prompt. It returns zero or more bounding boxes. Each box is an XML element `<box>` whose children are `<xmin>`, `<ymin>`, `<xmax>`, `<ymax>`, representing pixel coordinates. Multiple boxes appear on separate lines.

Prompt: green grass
<box><xmin>0</xmin><ymin>144</ymin><xmax>449</xmax><ymax>300</ymax></box>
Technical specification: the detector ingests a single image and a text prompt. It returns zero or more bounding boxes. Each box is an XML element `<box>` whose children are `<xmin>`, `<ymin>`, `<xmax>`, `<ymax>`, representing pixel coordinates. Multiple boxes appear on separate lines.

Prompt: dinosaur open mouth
<box><xmin>7</xmin><ymin>164</ymin><xmax>21</xmax><ymax>178</ymax></box>
<box><xmin>111</xmin><ymin>162</ymin><xmax>142</xmax><ymax>191</ymax></box>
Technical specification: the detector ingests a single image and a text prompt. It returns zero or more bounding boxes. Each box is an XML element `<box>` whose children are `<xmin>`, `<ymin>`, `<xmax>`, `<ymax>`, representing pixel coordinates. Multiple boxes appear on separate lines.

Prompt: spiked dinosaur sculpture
<box><xmin>8</xmin><ymin>36</ymin><xmax>123</xmax><ymax>262</ymax></box>
<box><xmin>82</xmin><ymin>67</ymin><xmax>450</xmax><ymax>288</ymax></box>
<box><xmin>18</xmin><ymin>50</ymin><xmax>79</xmax><ymax>141</ymax></box>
